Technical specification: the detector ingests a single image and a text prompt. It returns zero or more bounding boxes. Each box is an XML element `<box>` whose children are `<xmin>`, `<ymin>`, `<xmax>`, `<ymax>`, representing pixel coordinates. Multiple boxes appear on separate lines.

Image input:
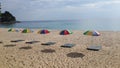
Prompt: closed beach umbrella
<box><xmin>60</xmin><ymin>29</ymin><xmax>73</xmax><ymax>35</ymax></box>
<box><xmin>39</xmin><ymin>29</ymin><xmax>50</xmax><ymax>34</ymax></box>
<box><xmin>22</xmin><ymin>28</ymin><xmax>32</xmax><ymax>33</ymax></box>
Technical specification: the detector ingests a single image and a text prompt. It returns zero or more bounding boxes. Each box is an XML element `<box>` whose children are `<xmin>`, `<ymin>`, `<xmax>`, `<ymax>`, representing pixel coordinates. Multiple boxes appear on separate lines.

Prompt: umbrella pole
<box><xmin>91</xmin><ymin>36</ymin><xmax>93</xmax><ymax>46</ymax></box>
<box><xmin>91</xmin><ymin>36</ymin><xmax>95</xmax><ymax>46</ymax></box>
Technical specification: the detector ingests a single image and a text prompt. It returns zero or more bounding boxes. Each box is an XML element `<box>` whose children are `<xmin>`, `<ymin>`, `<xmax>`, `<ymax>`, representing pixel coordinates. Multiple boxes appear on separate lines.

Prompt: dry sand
<box><xmin>0</xmin><ymin>28</ymin><xmax>120</xmax><ymax>68</ymax></box>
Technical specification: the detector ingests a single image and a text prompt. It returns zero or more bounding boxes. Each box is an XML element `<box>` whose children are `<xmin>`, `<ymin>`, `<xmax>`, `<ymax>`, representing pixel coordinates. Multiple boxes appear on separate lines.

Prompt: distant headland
<box><xmin>0</xmin><ymin>11</ymin><xmax>20</xmax><ymax>24</ymax></box>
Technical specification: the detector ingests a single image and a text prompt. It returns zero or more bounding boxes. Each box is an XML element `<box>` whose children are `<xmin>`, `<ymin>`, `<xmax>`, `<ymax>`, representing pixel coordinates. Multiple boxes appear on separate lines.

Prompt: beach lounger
<box><xmin>61</xmin><ymin>43</ymin><xmax>76</xmax><ymax>48</ymax></box>
<box><xmin>10</xmin><ymin>40</ymin><xmax>24</xmax><ymax>42</ymax></box>
<box><xmin>87</xmin><ymin>45</ymin><xmax>102</xmax><ymax>51</ymax></box>
<box><xmin>25</xmin><ymin>41</ymin><xmax>40</xmax><ymax>44</ymax></box>
<box><xmin>41</xmin><ymin>42</ymin><xmax>56</xmax><ymax>46</ymax></box>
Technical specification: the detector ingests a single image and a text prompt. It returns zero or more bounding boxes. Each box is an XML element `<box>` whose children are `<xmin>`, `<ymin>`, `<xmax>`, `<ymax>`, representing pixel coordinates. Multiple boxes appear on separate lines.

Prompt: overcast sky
<box><xmin>1</xmin><ymin>0</ymin><xmax>120</xmax><ymax>21</ymax></box>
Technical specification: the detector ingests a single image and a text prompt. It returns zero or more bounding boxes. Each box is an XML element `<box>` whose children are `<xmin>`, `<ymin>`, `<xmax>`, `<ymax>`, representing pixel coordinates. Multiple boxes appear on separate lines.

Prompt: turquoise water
<box><xmin>0</xmin><ymin>19</ymin><xmax>120</xmax><ymax>31</ymax></box>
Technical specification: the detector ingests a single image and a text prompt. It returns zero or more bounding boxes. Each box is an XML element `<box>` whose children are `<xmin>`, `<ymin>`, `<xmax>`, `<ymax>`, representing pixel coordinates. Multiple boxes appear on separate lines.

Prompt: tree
<box><xmin>1</xmin><ymin>11</ymin><xmax>16</xmax><ymax>22</ymax></box>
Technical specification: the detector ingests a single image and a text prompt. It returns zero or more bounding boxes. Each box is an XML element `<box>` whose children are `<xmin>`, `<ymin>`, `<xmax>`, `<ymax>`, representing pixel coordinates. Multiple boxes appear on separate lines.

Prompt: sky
<box><xmin>1</xmin><ymin>0</ymin><xmax>120</xmax><ymax>21</ymax></box>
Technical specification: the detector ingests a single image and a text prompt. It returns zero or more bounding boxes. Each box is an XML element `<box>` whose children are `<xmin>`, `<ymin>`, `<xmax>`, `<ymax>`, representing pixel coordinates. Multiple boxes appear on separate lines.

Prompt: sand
<box><xmin>0</xmin><ymin>28</ymin><xmax>120</xmax><ymax>68</ymax></box>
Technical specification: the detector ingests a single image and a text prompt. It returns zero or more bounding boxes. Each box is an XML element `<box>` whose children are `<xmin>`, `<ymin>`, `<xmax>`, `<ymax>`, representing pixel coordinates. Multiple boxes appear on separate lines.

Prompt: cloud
<box><xmin>2</xmin><ymin>0</ymin><xmax>118</xmax><ymax>10</ymax></box>
<box><xmin>1</xmin><ymin>0</ymin><xmax>120</xmax><ymax>20</ymax></box>
<box><xmin>29</xmin><ymin>0</ymin><xmax>81</xmax><ymax>9</ymax></box>
<box><xmin>81</xmin><ymin>0</ymin><xmax>120</xmax><ymax>8</ymax></box>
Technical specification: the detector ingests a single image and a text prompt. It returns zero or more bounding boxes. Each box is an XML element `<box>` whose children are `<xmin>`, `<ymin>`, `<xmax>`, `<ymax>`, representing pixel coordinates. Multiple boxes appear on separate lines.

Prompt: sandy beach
<box><xmin>0</xmin><ymin>28</ymin><xmax>120</xmax><ymax>68</ymax></box>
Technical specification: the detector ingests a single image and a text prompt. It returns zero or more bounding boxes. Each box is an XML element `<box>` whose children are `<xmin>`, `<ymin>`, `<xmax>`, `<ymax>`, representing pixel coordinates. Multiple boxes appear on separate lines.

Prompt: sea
<box><xmin>0</xmin><ymin>19</ymin><xmax>120</xmax><ymax>31</ymax></box>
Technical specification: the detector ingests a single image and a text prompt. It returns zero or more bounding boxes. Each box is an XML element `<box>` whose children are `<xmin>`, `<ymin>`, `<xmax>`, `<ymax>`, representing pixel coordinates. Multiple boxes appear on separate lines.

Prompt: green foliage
<box><xmin>1</xmin><ymin>11</ymin><xmax>16</xmax><ymax>22</ymax></box>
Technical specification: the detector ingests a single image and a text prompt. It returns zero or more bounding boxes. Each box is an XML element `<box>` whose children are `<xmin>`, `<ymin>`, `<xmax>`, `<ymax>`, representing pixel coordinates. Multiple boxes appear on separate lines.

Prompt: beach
<box><xmin>0</xmin><ymin>28</ymin><xmax>120</xmax><ymax>68</ymax></box>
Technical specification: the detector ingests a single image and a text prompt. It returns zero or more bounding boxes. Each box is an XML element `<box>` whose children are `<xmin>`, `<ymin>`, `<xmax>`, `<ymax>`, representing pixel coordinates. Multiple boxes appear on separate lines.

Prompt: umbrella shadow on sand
<box><xmin>67</xmin><ymin>52</ymin><xmax>85</xmax><ymax>58</ymax></box>
<box><xmin>0</xmin><ymin>41</ymin><xmax>3</xmax><ymax>44</ymax></box>
<box><xmin>41</xmin><ymin>49</ymin><xmax>56</xmax><ymax>53</ymax></box>
<box><xmin>4</xmin><ymin>44</ymin><xmax>16</xmax><ymax>47</ymax></box>
<box><xmin>19</xmin><ymin>46</ymin><xmax>32</xmax><ymax>50</ymax></box>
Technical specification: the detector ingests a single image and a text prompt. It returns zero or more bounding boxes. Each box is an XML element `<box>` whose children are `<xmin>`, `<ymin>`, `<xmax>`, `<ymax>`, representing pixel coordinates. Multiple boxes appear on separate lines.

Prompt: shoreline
<box><xmin>0</xmin><ymin>28</ymin><xmax>120</xmax><ymax>32</ymax></box>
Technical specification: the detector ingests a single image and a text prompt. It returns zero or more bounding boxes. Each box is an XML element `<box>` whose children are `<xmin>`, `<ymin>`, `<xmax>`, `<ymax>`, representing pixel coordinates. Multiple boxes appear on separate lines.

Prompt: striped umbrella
<box><xmin>83</xmin><ymin>30</ymin><xmax>100</xmax><ymax>36</ymax></box>
<box><xmin>8</xmin><ymin>28</ymin><xmax>19</xmax><ymax>32</ymax></box>
<box><xmin>39</xmin><ymin>29</ymin><xmax>50</xmax><ymax>34</ymax></box>
<box><xmin>60</xmin><ymin>29</ymin><xmax>73</xmax><ymax>35</ymax></box>
<box><xmin>83</xmin><ymin>30</ymin><xmax>101</xmax><ymax>46</ymax></box>
<box><xmin>22</xmin><ymin>28</ymin><xmax>33</xmax><ymax>33</ymax></box>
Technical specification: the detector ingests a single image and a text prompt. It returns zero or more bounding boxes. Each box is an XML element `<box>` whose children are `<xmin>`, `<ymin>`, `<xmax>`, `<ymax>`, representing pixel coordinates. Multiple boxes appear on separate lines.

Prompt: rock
<box><xmin>0</xmin><ymin>11</ymin><xmax>16</xmax><ymax>24</ymax></box>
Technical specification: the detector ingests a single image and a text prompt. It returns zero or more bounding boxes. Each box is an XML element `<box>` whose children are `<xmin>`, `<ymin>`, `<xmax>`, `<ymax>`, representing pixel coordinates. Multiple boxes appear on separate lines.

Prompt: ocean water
<box><xmin>0</xmin><ymin>19</ymin><xmax>120</xmax><ymax>31</ymax></box>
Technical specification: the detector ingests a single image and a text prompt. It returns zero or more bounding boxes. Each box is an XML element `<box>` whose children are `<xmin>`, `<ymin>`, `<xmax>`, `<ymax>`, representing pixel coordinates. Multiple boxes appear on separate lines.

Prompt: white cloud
<box><xmin>81</xmin><ymin>0</ymin><xmax>120</xmax><ymax>8</ymax></box>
